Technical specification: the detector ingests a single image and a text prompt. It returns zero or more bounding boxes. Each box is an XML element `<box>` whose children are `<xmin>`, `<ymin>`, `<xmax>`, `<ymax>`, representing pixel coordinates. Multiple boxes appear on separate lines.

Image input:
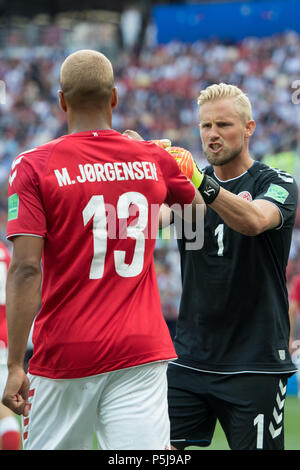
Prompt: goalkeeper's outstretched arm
<box><xmin>167</xmin><ymin>146</ymin><xmax>282</xmax><ymax>236</ymax></box>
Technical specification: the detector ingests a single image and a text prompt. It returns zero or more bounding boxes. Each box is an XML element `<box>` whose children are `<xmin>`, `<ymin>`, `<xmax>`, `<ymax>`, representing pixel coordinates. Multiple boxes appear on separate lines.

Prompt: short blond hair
<box><xmin>60</xmin><ymin>49</ymin><xmax>114</xmax><ymax>109</ymax></box>
<box><xmin>197</xmin><ymin>83</ymin><xmax>253</xmax><ymax>123</ymax></box>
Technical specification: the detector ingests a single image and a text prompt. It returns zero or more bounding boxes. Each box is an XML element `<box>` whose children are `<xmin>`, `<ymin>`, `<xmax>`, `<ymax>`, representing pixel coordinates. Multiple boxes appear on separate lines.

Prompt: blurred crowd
<box><xmin>1</xmin><ymin>20</ymin><xmax>300</xmax><ymax>333</ymax></box>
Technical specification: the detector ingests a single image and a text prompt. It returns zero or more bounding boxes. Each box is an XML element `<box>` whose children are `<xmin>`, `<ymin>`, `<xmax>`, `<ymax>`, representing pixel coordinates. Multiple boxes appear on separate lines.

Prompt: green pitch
<box><xmin>187</xmin><ymin>395</ymin><xmax>300</xmax><ymax>450</ymax></box>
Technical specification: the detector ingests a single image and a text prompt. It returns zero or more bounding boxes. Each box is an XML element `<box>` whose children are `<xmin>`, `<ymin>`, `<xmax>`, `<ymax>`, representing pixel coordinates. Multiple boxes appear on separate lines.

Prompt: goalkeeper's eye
<box><xmin>200</xmin><ymin>123</ymin><xmax>211</xmax><ymax>129</ymax></box>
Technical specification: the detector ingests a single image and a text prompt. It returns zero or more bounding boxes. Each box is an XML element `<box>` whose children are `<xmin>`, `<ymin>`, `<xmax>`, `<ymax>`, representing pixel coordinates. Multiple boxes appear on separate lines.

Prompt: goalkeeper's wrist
<box><xmin>195</xmin><ymin>173</ymin><xmax>220</xmax><ymax>204</ymax></box>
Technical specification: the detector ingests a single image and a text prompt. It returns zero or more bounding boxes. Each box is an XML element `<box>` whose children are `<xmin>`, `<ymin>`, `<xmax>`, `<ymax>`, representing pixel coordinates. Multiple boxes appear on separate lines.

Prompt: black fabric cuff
<box><xmin>198</xmin><ymin>174</ymin><xmax>220</xmax><ymax>204</ymax></box>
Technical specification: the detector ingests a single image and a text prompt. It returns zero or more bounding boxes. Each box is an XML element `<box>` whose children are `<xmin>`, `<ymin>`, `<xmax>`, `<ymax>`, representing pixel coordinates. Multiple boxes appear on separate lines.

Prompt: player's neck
<box><xmin>67</xmin><ymin>109</ymin><xmax>112</xmax><ymax>134</ymax></box>
<box><xmin>213</xmin><ymin>153</ymin><xmax>254</xmax><ymax>181</ymax></box>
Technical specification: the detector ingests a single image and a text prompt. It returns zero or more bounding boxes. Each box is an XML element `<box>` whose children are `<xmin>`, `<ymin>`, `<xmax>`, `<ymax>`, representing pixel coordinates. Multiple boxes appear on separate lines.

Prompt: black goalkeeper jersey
<box><xmin>174</xmin><ymin>161</ymin><xmax>298</xmax><ymax>374</ymax></box>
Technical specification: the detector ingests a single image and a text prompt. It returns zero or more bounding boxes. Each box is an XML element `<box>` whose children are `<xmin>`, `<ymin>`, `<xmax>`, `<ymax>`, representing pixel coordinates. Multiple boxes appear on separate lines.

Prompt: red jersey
<box><xmin>290</xmin><ymin>275</ymin><xmax>300</xmax><ymax>306</ymax></box>
<box><xmin>7</xmin><ymin>130</ymin><xmax>195</xmax><ymax>379</ymax></box>
<box><xmin>0</xmin><ymin>241</ymin><xmax>10</xmax><ymax>349</ymax></box>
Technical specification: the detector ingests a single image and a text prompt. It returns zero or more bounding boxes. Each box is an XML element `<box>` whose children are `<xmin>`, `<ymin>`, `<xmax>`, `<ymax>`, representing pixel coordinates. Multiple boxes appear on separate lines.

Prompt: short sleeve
<box><xmin>154</xmin><ymin>145</ymin><xmax>195</xmax><ymax>208</ymax></box>
<box><xmin>7</xmin><ymin>153</ymin><xmax>47</xmax><ymax>239</ymax></box>
<box><xmin>255</xmin><ymin>168</ymin><xmax>298</xmax><ymax>229</ymax></box>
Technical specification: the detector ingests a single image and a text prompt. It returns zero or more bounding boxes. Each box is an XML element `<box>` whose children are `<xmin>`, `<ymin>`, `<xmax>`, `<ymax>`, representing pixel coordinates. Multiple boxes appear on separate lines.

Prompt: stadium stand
<box><xmin>0</xmin><ymin>18</ymin><xmax>300</xmax><ymax>339</ymax></box>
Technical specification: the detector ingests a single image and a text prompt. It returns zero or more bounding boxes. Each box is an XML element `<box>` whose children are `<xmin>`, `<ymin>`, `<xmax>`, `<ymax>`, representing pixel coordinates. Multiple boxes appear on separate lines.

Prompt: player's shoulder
<box><xmin>118</xmin><ymin>135</ymin><xmax>168</xmax><ymax>161</ymax></box>
<box><xmin>253</xmin><ymin>161</ymin><xmax>298</xmax><ymax>207</ymax></box>
<box><xmin>129</xmin><ymin>138</ymin><xmax>166</xmax><ymax>155</ymax></box>
<box><xmin>120</xmin><ymin>134</ymin><xmax>155</xmax><ymax>149</ymax></box>
<box><xmin>252</xmin><ymin>161</ymin><xmax>296</xmax><ymax>185</ymax></box>
<box><xmin>251</xmin><ymin>161</ymin><xmax>297</xmax><ymax>194</ymax></box>
<box><xmin>10</xmin><ymin>136</ymin><xmax>68</xmax><ymax>179</ymax></box>
<box><xmin>8</xmin><ymin>137</ymin><xmax>69</xmax><ymax>188</ymax></box>
<box><xmin>12</xmin><ymin>136</ymin><xmax>66</xmax><ymax>165</ymax></box>
<box><xmin>139</xmin><ymin>140</ymin><xmax>179</xmax><ymax>171</ymax></box>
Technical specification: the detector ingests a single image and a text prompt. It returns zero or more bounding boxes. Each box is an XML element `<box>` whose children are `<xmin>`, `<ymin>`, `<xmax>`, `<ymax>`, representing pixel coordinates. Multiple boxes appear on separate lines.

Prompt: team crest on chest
<box><xmin>237</xmin><ymin>191</ymin><xmax>253</xmax><ymax>201</ymax></box>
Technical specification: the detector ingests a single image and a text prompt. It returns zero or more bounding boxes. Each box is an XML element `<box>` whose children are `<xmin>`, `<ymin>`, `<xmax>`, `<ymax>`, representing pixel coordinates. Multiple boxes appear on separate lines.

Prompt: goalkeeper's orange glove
<box><xmin>166</xmin><ymin>146</ymin><xmax>220</xmax><ymax>205</ymax></box>
<box><xmin>167</xmin><ymin>147</ymin><xmax>204</xmax><ymax>188</ymax></box>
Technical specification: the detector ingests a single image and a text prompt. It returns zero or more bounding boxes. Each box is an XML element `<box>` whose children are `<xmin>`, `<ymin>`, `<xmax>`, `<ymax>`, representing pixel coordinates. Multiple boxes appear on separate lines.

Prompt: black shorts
<box><xmin>167</xmin><ymin>363</ymin><xmax>289</xmax><ymax>450</ymax></box>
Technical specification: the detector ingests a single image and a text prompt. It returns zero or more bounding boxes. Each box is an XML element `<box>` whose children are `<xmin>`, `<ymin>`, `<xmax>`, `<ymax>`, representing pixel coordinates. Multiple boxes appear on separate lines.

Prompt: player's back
<box><xmin>43</xmin><ymin>130</ymin><xmax>165</xmax><ymax>286</ymax></box>
<box><xmin>7</xmin><ymin>129</ymin><xmax>194</xmax><ymax>379</ymax></box>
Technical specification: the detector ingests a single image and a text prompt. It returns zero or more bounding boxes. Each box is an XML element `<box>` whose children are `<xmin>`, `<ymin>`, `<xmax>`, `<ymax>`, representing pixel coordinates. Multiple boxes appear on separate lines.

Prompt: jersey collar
<box><xmin>205</xmin><ymin>161</ymin><xmax>259</xmax><ymax>182</ymax></box>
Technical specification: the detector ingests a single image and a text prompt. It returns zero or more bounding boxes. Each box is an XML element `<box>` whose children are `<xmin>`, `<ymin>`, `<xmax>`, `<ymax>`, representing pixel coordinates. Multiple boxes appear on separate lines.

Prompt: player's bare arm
<box><xmin>2</xmin><ymin>235</ymin><xmax>43</xmax><ymax>416</ymax></box>
<box><xmin>289</xmin><ymin>299</ymin><xmax>298</xmax><ymax>353</ymax></box>
<box><xmin>210</xmin><ymin>188</ymin><xmax>282</xmax><ymax>236</ymax></box>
